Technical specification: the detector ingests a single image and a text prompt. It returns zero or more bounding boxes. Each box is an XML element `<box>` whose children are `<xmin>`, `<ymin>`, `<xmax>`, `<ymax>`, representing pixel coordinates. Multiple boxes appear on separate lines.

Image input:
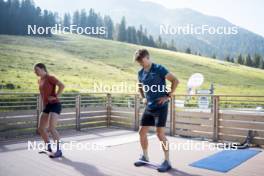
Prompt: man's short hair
<box><xmin>134</xmin><ymin>49</ymin><xmax>149</xmax><ymax>61</ymax></box>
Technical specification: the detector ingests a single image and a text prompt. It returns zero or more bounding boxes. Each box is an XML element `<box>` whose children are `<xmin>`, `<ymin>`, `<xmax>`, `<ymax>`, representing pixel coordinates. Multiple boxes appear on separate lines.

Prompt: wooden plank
<box><xmin>81</xmin><ymin>99</ymin><xmax>106</xmax><ymax>103</ymax></box>
<box><xmin>219</xmin><ymin>120</ymin><xmax>264</xmax><ymax>130</ymax></box>
<box><xmin>219</xmin><ymin>134</ymin><xmax>264</xmax><ymax>145</ymax></box>
<box><xmin>80</xmin><ymin>117</ymin><xmax>107</xmax><ymax>123</ymax></box>
<box><xmin>61</xmin><ymin>108</ymin><xmax>76</xmax><ymax>113</ymax></box>
<box><xmin>219</xmin><ymin>127</ymin><xmax>264</xmax><ymax>138</ymax></box>
<box><xmin>111</xmin><ymin>107</ymin><xmax>134</xmax><ymax>112</ymax></box>
<box><xmin>0</xmin><ymin>110</ymin><xmax>36</xmax><ymax>117</ymax></box>
<box><xmin>81</xmin><ymin>102</ymin><xmax>106</xmax><ymax>105</ymax></box>
<box><xmin>0</xmin><ymin>105</ymin><xmax>36</xmax><ymax>108</ymax></box>
<box><xmin>256</xmin><ymin>131</ymin><xmax>264</xmax><ymax>138</ymax></box>
<box><xmin>148</xmin><ymin>127</ymin><xmax>170</xmax><ymax>134</ymax></box>
<box><xmin>111</xmin><ymin>117</ymin><xmax>132</xmax><ymax>123</ymax></box>
<box><xmin>80</xmin><ymin>122</ymin><xmax>107</xmax><ymax>129</ymax></box>
<box><xmin>111</xmin><ymin>111</ymin><xmax>134</xmax><ymax>118</ymax></box>
<box><xmin>220</xmin><ymin>113</ymin><xmax>264</xmax><ymax>122</ymax></box>
<box><xmin>219</xmin><ymin>127</ymin><xmax>249</xmax><ymax>136</ymax></box>
<box><xmin>175</xmin><ymin>129</ymin><xmax>212</xmax><ymax>139</ymax></box>
<box><xmin>59</xmin><ymin>113</ymin><xmax>76</xmax><ymax>119</ymax></box>
<box><xmin>0</xmin><ymin>101</ymin><xmax>37</xmax><ymax>105</ymax></box>
<box><xmin>80</xmin><ymin>106</ymin><xmax>106</xmax><ymax>111</ymax></box>
<box><xmin>0</xmin><ymin>112</ymin><xmax>75</xmax><ymax>121</ymax></box>
<box><xmin>175</xmin><ymin>117</ymin><xmax>213</xmax><ymax>125</ymax></box>
<box><xmin>58</xmin><ymin>118</ymin><xmax>76</xmax><ymax>126</ymax></box>
<box><xmin>110</xmin><ymin>121</ymin><xmax>132</xmax><ymax>129</ymax></box>
<box><xmin>175</xmin><ymin>123</ymin><xmax>212</xmax><ymax>132</ymax></box>
<box><xmin>81</xmin><ymin>115</ymin><xmax>107</xmax><ymax>119</ymax></box>
<box><xmin>81</xmin><ymin>110</ymin><xmax>107</xmax><ymax>113</ymax></box>
<box><xmin>176</xmin><ymin>111</ymin><xmax>213</xmax><ymax>118</ymax></box>
<box><xmin>57</xmin><ymin>124</ymin><xmax>76</xmax><ymax>130</ymax></box>
<box><xmin>0</xmin><ymin>116</ymin><xmax>36</xmax><ymax>123</ymax></box>
<box><xmin>111</xmin><ymin>115</ymin><xmax>132</xmax><ymax>119</ymax></box>
<box><xmin>0</xmin><ymin>128</ymin><xmax>36</xmax><ymax>138</ymax></box>
<box><xmin>80</xmin><ymin>111</ymin><xmax>106</xmax><ymax>117</ymax></box>
<box><xmin>0</xmin><ymin>123</ymin><xmax>36</xmax><ymax>132</ymax></box>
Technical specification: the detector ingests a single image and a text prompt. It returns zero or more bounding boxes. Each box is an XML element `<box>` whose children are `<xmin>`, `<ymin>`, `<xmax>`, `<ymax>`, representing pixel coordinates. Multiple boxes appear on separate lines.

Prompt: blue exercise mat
<box><xmin>190</xmin><ymin>149</ymin><xmax>261</xmax><ymax>172</ymax></box>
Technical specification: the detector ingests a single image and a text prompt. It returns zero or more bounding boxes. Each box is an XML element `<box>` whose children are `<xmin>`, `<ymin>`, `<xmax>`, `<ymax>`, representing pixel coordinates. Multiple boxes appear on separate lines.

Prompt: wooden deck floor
<box><xmin>0</xmin><ymin>128</ymin><xmax>263</xmax><ymax>176</ymax></box>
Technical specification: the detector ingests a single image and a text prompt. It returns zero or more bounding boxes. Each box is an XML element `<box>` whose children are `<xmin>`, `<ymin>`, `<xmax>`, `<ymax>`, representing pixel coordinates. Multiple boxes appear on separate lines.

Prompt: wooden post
<box><xmin>170</xmin><ymin>95</ymin><xmax>176</xmax><ymax>136</ymax></box>
<box><xmin>134</xmin><ymin>94</ymin><xmax>140</xmax><ymax>131</ymax></box>
<box><xmin>172</xmin><ymin>95</ymin><xmax>176</xmax><ymax>136</ymax></box>
<box><xmin>75</xmin><ymin>95</ymin><xmax>81</xmax><ymax>131</ymax></box>
<box><xmin>212</xmin><ymin>96</ymin><xmax>220</xmax><ymax>142</ymax></box>
<box><xmin>106</xmin><ymin>93</ymin><xmax>112</xmax><ymax>128</ymax></box>
<box><xmin>36</xmin><ymin>95</ymin><xmax>40</xmax><ymax>134</ymax></box>
<box><xmin>36</xmin><ymin>94</ymin><xmax>43</xmax><ymax>134</ymax></box>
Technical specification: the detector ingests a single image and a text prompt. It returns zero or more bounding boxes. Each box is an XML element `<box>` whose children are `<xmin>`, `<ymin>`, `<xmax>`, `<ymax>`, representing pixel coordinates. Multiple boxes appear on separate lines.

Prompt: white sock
<box><xmin>143</xmin><ymin>149</ymin><xmax>149</xmax><ymax>160</ymax></box>
<box><xmin>164</xmin><ymin>150</ymin><xmax>169</xmax><ymax>162</ymax></box>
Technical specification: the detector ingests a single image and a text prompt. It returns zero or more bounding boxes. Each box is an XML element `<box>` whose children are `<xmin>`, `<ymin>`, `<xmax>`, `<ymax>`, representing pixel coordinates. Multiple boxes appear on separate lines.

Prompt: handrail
<box><xmin>0</xmin><ymin>92</ymin><xmax>264</xmax><ymax>97</ymax></box>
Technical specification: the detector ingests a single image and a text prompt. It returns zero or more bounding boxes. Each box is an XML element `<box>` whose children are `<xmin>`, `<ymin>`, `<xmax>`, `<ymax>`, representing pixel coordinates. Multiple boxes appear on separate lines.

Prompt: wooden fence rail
<box><xmin>0</xmin><ymin>93</ymin><xmax>264</xmax><ymax>145</ymax></box>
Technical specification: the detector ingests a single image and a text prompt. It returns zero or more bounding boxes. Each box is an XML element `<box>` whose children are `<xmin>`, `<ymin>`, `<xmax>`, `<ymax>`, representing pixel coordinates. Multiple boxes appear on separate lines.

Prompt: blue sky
<box><xmin>144</xmin><ymin>0</ymin><xmax>264</xmax><ymax>37</ymax></box>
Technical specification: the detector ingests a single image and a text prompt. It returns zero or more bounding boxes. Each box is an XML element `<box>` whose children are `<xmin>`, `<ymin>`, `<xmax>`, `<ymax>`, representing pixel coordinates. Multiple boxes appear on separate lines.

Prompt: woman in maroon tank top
<box><xmin>34</xmin><ymin>63</ymin><xmax>65</xmax><ymax>158</ymax></box>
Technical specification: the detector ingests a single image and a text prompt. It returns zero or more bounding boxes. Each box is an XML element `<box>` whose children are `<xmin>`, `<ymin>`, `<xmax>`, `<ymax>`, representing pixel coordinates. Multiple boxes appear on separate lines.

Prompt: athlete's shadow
<box><xmin>168</xmin><ymin>168</ymin><xmax>202</xmax><ymax>176</ymax></box>
<box><xmin>143</xmin><ymin>165</ymin><xmax>201</xmax><ymax>176</ymax></box>
<box><xmin>51</xmin><ymin>156</ymin><xmax>110</xmax><ymax>176</ymax></box>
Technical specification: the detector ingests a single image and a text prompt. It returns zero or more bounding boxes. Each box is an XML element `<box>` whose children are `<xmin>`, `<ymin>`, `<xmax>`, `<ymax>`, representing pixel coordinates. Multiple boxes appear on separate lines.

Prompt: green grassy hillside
<box><xmin>0</xmin><ymin>34</ymin><xmax>264</xmax><ymax>95</ymax></box>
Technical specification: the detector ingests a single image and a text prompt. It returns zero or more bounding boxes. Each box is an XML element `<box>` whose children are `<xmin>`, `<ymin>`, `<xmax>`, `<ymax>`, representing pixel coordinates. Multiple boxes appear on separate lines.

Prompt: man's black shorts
<box><xmin>140</xmin><ymin>104</ymin><xmax>168</xmax><ymax>127</ymax></box>
<box><xmin>43</xmin><ymin>103</ymin><xmax>62</xmax><ymax>115</ymax></box>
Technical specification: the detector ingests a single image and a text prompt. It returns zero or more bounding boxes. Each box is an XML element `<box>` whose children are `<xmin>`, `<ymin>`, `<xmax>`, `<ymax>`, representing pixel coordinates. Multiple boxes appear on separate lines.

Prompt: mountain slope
<box><xmin>0</xmin><ymin>34</ymin><xmax>264</xmax><ymax>95</ymax></box>
<box><xmin>34</xmin><ymin>0</ymin><xmax>264</xmax><ymax>58</ymax></box>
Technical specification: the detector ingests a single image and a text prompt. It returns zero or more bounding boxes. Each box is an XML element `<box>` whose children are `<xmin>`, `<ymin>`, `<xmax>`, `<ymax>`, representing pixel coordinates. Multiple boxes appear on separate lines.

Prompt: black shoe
<box><xmin>134</xmin><ymin>155</ymin><xmax>149</xmax><ymax>167</ymax></box>
<box><xmin>157</xmin><ymin>160</ymin><xmax>172</xmax><ymax>172</ymax></box>
<box><xmin>49</xmin><ymin>150</ymin><xmax>62</xmax><ymax>158</ymax></box>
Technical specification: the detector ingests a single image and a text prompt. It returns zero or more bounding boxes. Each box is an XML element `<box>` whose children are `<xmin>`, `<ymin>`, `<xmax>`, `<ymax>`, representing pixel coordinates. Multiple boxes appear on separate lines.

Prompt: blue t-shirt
<box><xmin>138</xmin><ymin>63</ymin><xmax>169</xmax><ymax>109</ymax></box>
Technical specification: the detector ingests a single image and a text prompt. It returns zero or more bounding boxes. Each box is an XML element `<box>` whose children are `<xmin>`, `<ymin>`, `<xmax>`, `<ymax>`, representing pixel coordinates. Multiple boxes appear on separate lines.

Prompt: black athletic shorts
<box><xmin>43</xmin><ymin>102</ymin><xmax>62</xmax><ymax>115</ymax></box>
<box><xmin>140</xmin><ymin>104</ymin><xmax>168</xmax><ymax>127</ymax></box>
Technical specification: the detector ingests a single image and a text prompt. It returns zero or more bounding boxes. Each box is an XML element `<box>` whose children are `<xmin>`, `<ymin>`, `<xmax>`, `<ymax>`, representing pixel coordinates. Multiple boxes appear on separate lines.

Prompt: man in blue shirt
<box><xmin>134</xmin><ymin>49</ymin><xmax>179</xmax><ymax>172</ymax></box>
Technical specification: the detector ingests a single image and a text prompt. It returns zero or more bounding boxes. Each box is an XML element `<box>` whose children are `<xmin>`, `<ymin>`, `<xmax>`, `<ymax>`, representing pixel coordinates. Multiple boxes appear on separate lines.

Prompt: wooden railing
<box><xmin>173</xmin><ymin>95</ymin><xmax>264</xmax><ymax>145</ymax></box>
<box><xmin>0</xmin><ymin>93</ymin><xmax>264</xmax><ymax>145</ymax></box>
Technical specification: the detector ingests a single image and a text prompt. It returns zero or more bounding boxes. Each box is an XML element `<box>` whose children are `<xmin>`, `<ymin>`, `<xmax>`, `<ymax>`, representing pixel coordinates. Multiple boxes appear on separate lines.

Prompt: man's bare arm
<box><xmin>157</xmin><ymin>73</ymin><xmax>179</xmax><ymax>104</ymax></box>
<box><xmin>165</xmin><ymin>73</ymin><xmax>179</xmax><ymax>96</ymax></box>
<box><xmin>138</xmin><ymin>83</ymin><xmax>145</xmax><ymax>98</ymax></box>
